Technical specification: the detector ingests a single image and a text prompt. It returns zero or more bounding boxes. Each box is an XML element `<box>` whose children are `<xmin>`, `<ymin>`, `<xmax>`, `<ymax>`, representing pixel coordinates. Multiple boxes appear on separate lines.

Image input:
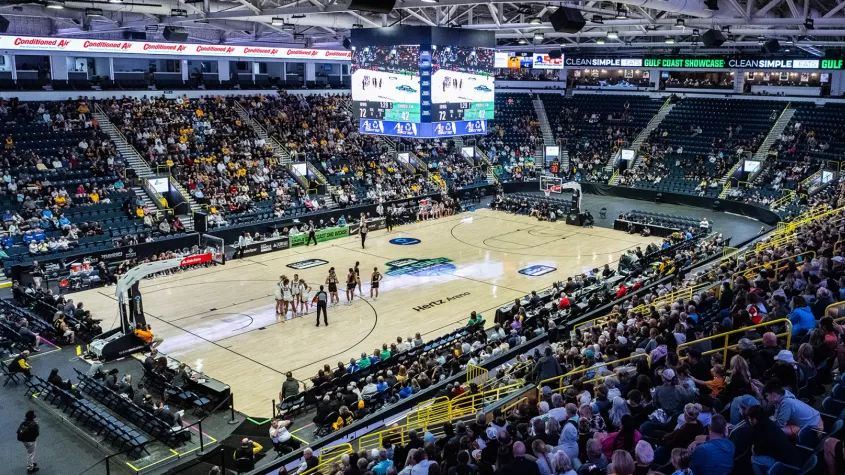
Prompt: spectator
<box><xmin>17</xmin><ymin>410</ymin><xmax>39</xmax><ymax>474</ymax></box>
<box><xmin>689</xmin><ymin>414</ymin><xmax>734</xmax><ymax>475</ymax></box>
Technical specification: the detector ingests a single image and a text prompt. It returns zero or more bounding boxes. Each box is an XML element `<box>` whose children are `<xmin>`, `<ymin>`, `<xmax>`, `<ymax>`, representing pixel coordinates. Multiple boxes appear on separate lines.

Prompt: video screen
<box><xmin>431</xmin><ymin>45</ymin><xmax>495</xmax><ymax>104</ymax></box>
<box><xmin>743</xmin><ymin>160</ymin><xmax>761</xmax><ymax>174</ymax></box>
<box><xmin>352</xmin><ymin>45</ymin><xmax>421</xmax><ymax>117</ymax></box>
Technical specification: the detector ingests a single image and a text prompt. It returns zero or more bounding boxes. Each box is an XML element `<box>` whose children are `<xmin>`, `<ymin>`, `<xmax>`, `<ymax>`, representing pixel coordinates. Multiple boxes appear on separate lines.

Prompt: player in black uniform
<box><xmin>370</xmin><ymin>267</ymin><xmax>382</xmax><ymax>301</ymax></box>
<box><xmin>326</xmin><ymin>267</ymin><xmax>340</xmax><ymax>307</ymax></box>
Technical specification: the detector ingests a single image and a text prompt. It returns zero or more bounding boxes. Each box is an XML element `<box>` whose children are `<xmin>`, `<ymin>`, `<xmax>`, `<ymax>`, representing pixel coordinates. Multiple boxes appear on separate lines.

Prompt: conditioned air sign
<box><xmin>0</xmin><ymin>35</ymin><xmax>351</xmax><ymax>60</ymax></box>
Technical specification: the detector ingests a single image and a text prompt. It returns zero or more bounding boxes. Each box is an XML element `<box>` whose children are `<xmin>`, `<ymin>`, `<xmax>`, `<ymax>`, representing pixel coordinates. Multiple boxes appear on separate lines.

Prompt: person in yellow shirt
<box><xmin>54</xmin><ymin>195</ymin><xmax>66</xmax><ymax>207</ymax></box>
<box><xmin>89</xmin><ymin>191</ymin><xmax>100</xmax><ymax>203</ymax></box>
<box><xmin>4</xmin><ymin>136</ymin><xmax>13</xmax><ymax>150</ymax></box>
<box><xmin>135</xmin><ymin>206</ymin><xmax>145</xmax><ymax>218</ymax></box>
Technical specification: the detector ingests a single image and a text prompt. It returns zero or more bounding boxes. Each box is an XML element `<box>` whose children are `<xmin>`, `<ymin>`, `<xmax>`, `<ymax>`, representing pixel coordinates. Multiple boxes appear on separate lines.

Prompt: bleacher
<box><xmin>481</xmin><ymin>92</ymin><xmax>539</xmax><ymax>181</ymax></box>
<box><xmin>24</xmin><ymin>374</ymin><xmax>151</xmax><ymax>457</ymax></box>
<box><xmin>631</xmin><ymin>98</ymin><xmax>786</xmax><ymax>196</ymax></box>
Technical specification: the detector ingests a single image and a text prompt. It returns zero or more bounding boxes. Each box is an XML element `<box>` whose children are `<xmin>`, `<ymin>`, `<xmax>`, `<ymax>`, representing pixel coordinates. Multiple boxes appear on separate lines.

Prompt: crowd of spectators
<box><xmin>352</xmin><ymin>46</ymin><xmax>420</xmax><ymax>76</ymax></box>
<box><xmin>662</xmin><ymin>77</ymin><xmax>733</xmax><ymax>90</ymax></box>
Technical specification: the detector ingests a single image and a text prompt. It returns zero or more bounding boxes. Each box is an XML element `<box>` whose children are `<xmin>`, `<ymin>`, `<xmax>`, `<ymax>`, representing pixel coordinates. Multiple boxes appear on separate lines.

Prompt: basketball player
<box><xmin>354</xmin><ymin>261</ymin><xmax>363</xmax><ymax>296</ymax></box>
<box><xmin>314</xmin><ymin>285</ymin><xmax>328</xmax><ymax>327</ymax></box>
<box><xmin>274</xmin><ymin>275</ymin><xmax>285</xmax><ymax>319</ymax></box>
<box><xmin>281</xmin><ymin>278</ymin><xmax>293</xmax><ymax>318</ymax></box>
<box><xmin>359</xmin><ymin>213</ymin><xmax>368</xmax><ymax>249</ymax></box>
<box><xmin>298</xmin><ymin>279</ymin><xmax>312</xmax><ymax>315</ymax></box>
<box><xmin>370</xmin><ymin>267</ymin><xmax>382</xmax><ymax>301</ymax></box>
<box><xmin>345</xmin><ymin>268</ymin><xmax>356</xmax><ymax>305</ymax></box>
<box><xmin>306</xmin><ymin>220</ymin><xmax>317</xmax><ymax>246</ymax></box>
<box><xmin>291</xmin><ymin>273</ymin><xmax>300</xmax><ymax>315</ymax></box>
<box><xmin>326</xmin><ymin>267</ymin><xmax>340</xmax><ymax>306</ymax></box>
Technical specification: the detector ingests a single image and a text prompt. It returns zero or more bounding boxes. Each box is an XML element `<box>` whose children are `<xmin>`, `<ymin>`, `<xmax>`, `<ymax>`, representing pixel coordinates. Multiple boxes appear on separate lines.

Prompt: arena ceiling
<box><xmin>2</xmin><ymin>0</ymin><xmax>845</xmax><ymax>54</ymax></box>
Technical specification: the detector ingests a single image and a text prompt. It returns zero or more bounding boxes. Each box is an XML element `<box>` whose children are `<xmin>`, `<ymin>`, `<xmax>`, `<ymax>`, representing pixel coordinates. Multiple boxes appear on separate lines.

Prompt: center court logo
<box><xmin>385</xmin><ymin>257</ymin><xmax>456</xmax><ymax>277</ymax></box>
<box><xmin>389</xmin><ymin>238</ymin><xmax>421</xmax><ymax>246</ymax></box>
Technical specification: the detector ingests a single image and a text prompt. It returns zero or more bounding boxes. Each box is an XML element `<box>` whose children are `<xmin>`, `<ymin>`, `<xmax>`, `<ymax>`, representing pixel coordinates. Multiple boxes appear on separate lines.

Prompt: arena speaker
<box><xmin>762</xmin><ymin>39</ymin><xmax>780</xmax><ymax>54</ymax></box>
<box><xmin>163</xmin><ymin>26</ymin><xmax>189</xmax><ymax>42</ymax></box>
<box><xmin>0</xmin><ymin>15</ymin><xmax>9</xmax><ymax>34</ymax></box>
<box><xmin>193</xmin><ymin>210</ymin><xmax>208</xmax><ymax>233</ymax></box>
<box><xmin>701</xmin><ymin>29</ymin><xmax>726</xmax><ymax>48</ymax></box>
<box><xmin>348</xmin><ymin>0</ymin><xmax>395</xmax><ymax>15</ymax></box>
<box><xmin>549</xmin><ymin>7</ymin><xmax>586</xmax><ymax>34</ymax></box>
<box><xmin>548</xmin><ymin>49</ymin><xmax>563</xmax><ymax>59</ymax></box>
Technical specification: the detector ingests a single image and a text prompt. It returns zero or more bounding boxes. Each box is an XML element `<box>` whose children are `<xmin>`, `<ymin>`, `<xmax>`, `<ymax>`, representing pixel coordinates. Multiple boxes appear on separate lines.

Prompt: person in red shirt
<box><xmin>558</xmin><ymin>294</ymin><xmax>570</xmax><ymax>310</ymax></box>
<box><xmin>615</xmin><ymin>285</ymin><xmax>627</xmax><ymax>299</ymax></box>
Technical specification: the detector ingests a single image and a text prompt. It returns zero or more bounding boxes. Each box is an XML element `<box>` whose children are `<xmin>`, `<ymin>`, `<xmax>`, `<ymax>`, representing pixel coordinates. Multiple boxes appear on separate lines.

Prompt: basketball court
<box><xmin>72</xmin><ymin>208</ymin><xmax>660</xmax><ymax>416</ymax></box>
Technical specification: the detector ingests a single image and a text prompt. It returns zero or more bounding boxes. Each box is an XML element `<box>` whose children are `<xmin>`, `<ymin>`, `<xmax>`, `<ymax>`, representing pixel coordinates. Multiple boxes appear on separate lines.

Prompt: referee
<box><xmin>359</xmin><ymin>213</ymin><xmax>368</xmax><ymax>249</ymax></box>
<box><xmin>315</xmin><ymin>285</ymin><xmax>328</xmax><ymax>327</ymax></box>
<box><xmin>386</xmin><ymin>207</ymin><xmax>394</xmax><ymax>233</ymax></box>
<box><xmin>306</xmin><ymin>220</ymin><xmax>317</xmax><ymax>246</ymax></box>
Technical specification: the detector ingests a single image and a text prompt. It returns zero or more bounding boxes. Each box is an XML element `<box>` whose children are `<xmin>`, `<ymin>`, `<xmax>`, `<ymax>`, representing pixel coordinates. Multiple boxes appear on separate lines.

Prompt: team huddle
<box><xmin>274</xmin><ymin>263</ymin><xmax>384</xmax><ymax>320</ymax></box>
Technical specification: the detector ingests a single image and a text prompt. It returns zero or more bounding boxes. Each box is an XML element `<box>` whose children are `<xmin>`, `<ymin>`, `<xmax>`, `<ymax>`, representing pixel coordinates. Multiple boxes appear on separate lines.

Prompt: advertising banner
<box><xmin>238</xmin><ymin>236</ymin><xmax>290</xmax><ymax>257</ymax></box>
<box><xmin>0</xmin><ymin>36</ymin><xmax>351</xmax><ymax>61</ymax></box>
<box><xmin>290</xmin><ymin>226</ymin><xmax>350</xmax><ymax>247</ymax></box>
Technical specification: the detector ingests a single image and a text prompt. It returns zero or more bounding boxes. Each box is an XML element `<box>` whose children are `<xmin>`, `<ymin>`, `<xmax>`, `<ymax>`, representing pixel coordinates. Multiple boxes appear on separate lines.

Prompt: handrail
<box><xmin>770</xmin><ymin>189</ymin><xmax>796</xmax><ymax>210</ymax></box>
<box><xmin>677</xmin><ymin>318</ymin><xmax>793</xmax><ymax>362</ymax></box>
<box><xmin>538</xmin><ymin>353</ymin><xmax>651</xmax><ymax>391</ymax></box>
<box><xmin>306</xmin><ymin>161</ymin><xmax>328</xmax><ymax>185</ymax></box>
<box><xmin>466</xmin><ymin>364</ymin><xmax>489</xmax><ymax>385</ymax></box>
<box><xmin>302</xmin><ymin>443</ymin><xmax>354</xmax><ymax>475</ymax></box>
<box><xmin>730</xmin><ymin>250</ymin><xmax>815</xmax><ymax>283</ymax></box>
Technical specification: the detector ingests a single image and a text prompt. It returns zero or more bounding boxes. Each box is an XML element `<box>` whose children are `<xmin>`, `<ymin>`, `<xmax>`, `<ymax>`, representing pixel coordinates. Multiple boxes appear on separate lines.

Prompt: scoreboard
<box><xmin>350</xmin><ymin>29</ymin><xmax>494</xmax><ymax>138</ymax></box>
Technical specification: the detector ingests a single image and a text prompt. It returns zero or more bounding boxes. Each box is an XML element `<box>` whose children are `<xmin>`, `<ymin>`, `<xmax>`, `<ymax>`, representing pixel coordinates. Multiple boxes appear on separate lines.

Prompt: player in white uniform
<box><xmin>281</xmin><ymin>279</ymin><xmax>293</xmax><ymax>317</ymax></box>
<box><xmin>291</xmin><ymin>273</ymin><xmax>301</xmax><ymax>315</ymax></box>
<box><xmin>299</xmin><ymin>279</ymin><xmax>312</xmax><ymax>315</ymax></box>
<box><xmin>274</xmin><ymin>276</ymin><xmax>285</xmax><ymax>318</ymax></box>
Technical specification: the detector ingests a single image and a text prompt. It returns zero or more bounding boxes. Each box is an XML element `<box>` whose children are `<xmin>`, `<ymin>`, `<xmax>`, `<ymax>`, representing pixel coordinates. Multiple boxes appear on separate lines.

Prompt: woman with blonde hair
<box><xmin>723</xmin><ymin>354</ymin><xmax>753</xmax><ymax>407</ymax></box>
<box><xmin>610</xmin><ymin>450</ymin><xmax>636</xmax><ymax>475</ymax></box>
<box><xmin>532</xmin><ymin>439</ymin><xmax>555</xmax><ymax>475</ymax></box>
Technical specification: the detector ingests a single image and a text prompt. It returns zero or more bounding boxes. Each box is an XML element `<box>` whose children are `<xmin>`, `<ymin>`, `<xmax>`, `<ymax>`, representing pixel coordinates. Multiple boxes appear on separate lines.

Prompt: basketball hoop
<box><xmin>543</xmin><ymin>188</ymin><xmax>551</xmax><ymax>198</ymax></box>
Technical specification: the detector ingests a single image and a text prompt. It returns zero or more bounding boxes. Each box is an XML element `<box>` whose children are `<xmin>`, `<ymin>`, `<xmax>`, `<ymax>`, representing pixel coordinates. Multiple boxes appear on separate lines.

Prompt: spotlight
<box><xmin>597</xmin><ymin>38</ymin><xmax>606</xmax><ymax>44</ymax></box>
<box><xmin>675</xmin><ymin>19</ymin><xmax>685</xmax><ymax>28</ymax></box>
<box><xmin>518</xmin><ymin>38</ymin><xmax>528</xmax><ymax>45</ymax></box>
<box><xmin>529</xmin><ymin>17</ymin><xmax>543</xmax><ymax>25</ymax></box>
<box><xmin>607</xmin><ymin>31</ymin><xmax>618</xmax><ymax>39</ymax></box>
<box><xmin>692</xmin><ymin>29</ymin><xmax>699</xmax><ymax>35</ymax></box>
<box><xmin>665</xmin><ymin>38</ymin><xmax>675</xmax><ymax>44</ymax></box>
<box><xmin>46</xmin><ymin>2</ymin><xmax>64</xmax><ymax>8</ymax></box>
<box><xmin>591</xmin><ymin>15</ymin><xmax>603</xmax><ymax>24</ymax></box>
<box><xmin>170</xmin><ymin>8</ymin><xmax>188</xmax><ymax>17</ymax></box>
<box><xmin>615</xmin><ymin>5</ymin><xmax>627</xmax><ymax>19</ymax></box>
<box><xmin>271</xmin><ymin>17</ymin><xmax>284</xmax><ymax>25</ymax></box>
<box><xmin>145</xmin><ymin>25</ymin><xmax>159</xmax><ymax>32</ymax></box>
<box><xmin>534</xmin><ymin>32</ymin><xmax>545</xmax><ymax>40</ymax></box>
<box><xmin>804</xmin><ymin>18</ymin><xmax>814</xmax><ymax>29</ymax></box>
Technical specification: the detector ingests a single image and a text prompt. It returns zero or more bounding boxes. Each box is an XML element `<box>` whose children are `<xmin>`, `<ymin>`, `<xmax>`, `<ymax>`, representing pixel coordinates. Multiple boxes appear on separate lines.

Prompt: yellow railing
<box><xmin>538</xmin><ymin>353</ymin><xmax>651</xmax><ymax>394</ymax></box>
<box><xmin>771</xmin><ymin>204</ymin><xmax>837</xmax><ymax>237</ymax></box>
<box><xmin>677</xmin><ymin>318</ymin><xmax>792</xmax><ymax>362</ymax></box>
<box><xmin>449</xmin><ymin>383</ymin><xmax>523</xmax><ymax>419</ymax></box>
<box><xmin>825</xmin><ymin>300</ymin><xmax>845</xmax><ymax>321</ymax></box>
<box><xmin>731</xmin><ymin>250</ymin><xmax>816</xmax><ymax>282</ymax></box>
<box><xmin>302</xmin><ymin>443</ymin><xmax>355</xmax><ymax>475</ymax></box>
<box><xmin>503</xmin><ymin>396</ymin><xmax>528</xmax><ymax>418</ymax></box>
<box><xmin>770</xmin><ymin>189</ymin><xmax>796</xmax><ymax>210</ymax></box>
<box><xmin>721</xmin><ymin>246</ymin><xmax>740</xmax><ymax>260</ymax></box>
<box><xmin>800</xmin><ymin>169</ymin><xmax>822</xmax><ymax>189</ymax></box>
<box><xmin>467</xmin><ymin>364</ymin><xmax>489</xmax><ymax>386</ymax></box>
<box><xmin>306</xmin><ymin>161</ymin><xmax>328</xmax><ymax>185</ymax></box>
<box><xmin>608</xmin><ymin>169</ymin><xmax>619</xmax><ymax>185</ymax></box>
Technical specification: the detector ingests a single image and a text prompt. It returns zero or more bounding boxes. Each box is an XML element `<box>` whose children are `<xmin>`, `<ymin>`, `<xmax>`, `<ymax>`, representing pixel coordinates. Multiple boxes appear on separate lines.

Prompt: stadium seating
<box><xmin>623</xmin><ymin>98</ymin><xmax>786</xmax><ymax>196</ymax></box>
<box><xmin>478</xmin><ymin>92</ymin><xmax>540</xmax><ymax>181</ymax></box>
<box><xmin>542</xmin><ymin>94</ymin><xmax>662</xmax><ymax>182</ymax></box>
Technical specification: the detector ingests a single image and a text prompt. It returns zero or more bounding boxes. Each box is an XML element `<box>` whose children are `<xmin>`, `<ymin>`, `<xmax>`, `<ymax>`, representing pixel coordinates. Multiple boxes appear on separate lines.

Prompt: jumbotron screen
<box><xmin>352</xmin><ymin>45</ymin><xmax>421</xmax><ymax>123</ymax></box>
<box><xmin>352</xmin><ymin>43</ymin><xmax>493</xmax><ymax>138</ymax></box>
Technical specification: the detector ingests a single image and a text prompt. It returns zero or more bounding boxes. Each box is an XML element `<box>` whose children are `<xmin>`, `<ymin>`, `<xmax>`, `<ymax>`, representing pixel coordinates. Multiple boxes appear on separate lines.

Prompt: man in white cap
<box><xmin>646</xmin><ymin>368</ymin><xmax>694</xmax><ymax>435</ymax></box>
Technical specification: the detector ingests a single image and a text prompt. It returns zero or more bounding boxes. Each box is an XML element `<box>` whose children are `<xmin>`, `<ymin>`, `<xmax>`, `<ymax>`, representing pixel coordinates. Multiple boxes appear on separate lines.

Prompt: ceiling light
<box><xmin>597</xmin><ymin>39</ymin><xmax>606</xmax><ymax>44</ymax></box>
<box><xmin>85</xmin><ymin>8</ymin><xmax>103</xmax><ymax>16</ymax></box>
<box><xmin>282</xmin><ymin>22</ymin><xmax>296</xmax><ymax>30</ymax></box>
<box><xmin>692</xmin><ymin>29</ymin><xmax>700</xmax><ymax>35</ymax></box>
<box><xmin>271</xmin><ymin>17</ymin><xmax>284</xmax><ymax>25</ymax></box>
<box><xmin>804</xmin><ymin>18</ymin><xmax>814</xmax><ymax>29</ymax></box>
<box><xmin>529</xmin><ymin>17</ymin><xmax>542</xmax><ymax>25</ymax></box>
<box><xmin>607</xmin><ymin>31</ymin><xmax>618</xmax><ymax>39</ymax></box>
<box><xmin>145</xmin><ymin>25</ymin><xmax>159</xmax><ymax>32</ymax></box>
<box><xmin>108</xmin><ymin>0</ymin><xmax>123</xmax><ymax>3</ymax></box>
<box><xmin>292</xmin><ymin>14</ymin><xmax>306</xmax><ymax>19</ymax></box>
<box><xmin>352</xmin><ymin>23</ymin><xmax>364</xmax><ymax>28</ymax></box>
<box><xmin>534</xmin><ymin>32</ymin><xmax>545</xmax><ymax>40</ymax></box>
<box><xmin>46</xmin><ymin>2</ymin><xmax>64</xmax><ymax>9</ymax></box>
<box><xmin>420</xmin><ymin>0</ymin><xmax>439</xmax><ymax>3</ymax></box>
<box><xmin>675</xmin><ymin>19</ymin><xmax>685</xmax><ymax>28</ymax></box>
<box><xmin>665</xmin><ymin>38</ymin><xmax>675</xmax><ymax>44</ymax></box>
<box><xmin>591</xmin><ymin>15</ymin><xmax>603</xmax><ymax>24</ymax></box>
<box><xmin>171</xmin><ymin>8</ymin><xmax>188</xmax><ymax>17</ymax></box>
<box><xmin>516</xmin><ymin>39</ymin><xmax>527</xmax><ymax>45</ymax></box>
<box><xmin>518</xmin><ymin>6</ymin><xmax>533</xmax><ymax>14</ymax></box>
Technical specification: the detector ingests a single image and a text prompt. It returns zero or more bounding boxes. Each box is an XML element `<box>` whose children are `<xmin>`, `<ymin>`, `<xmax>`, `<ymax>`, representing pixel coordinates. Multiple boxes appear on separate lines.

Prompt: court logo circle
<box><xmin>390</xmin><ymin>237</ymin><xmax>421</xmax><ymax>246</ymax></box>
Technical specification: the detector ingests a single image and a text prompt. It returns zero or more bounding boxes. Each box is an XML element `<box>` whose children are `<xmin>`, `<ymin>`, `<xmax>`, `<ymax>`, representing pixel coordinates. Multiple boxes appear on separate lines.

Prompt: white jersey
<box><xmin>274</xmin><ymin>281</ymin><xmax>284</xmax><ymax>300</ymax></box>
<box><xmin>282</xmin><ymin>284</ymin><xmax>293</xmax><ymax>301</ymax></box>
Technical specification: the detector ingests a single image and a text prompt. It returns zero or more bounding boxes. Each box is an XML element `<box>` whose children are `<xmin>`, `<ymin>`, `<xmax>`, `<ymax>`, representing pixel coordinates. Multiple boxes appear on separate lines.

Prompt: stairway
<box><xmin>753</xmin><ymin>105</ymin><xmax>795</xmax><ymax>161</ymax></box>
<box><xmin>606</xmin><ymin>101</ymin><xmax>675</xmax><ymax>180</ymax></box>
<box><xmin>382</xmin><ymin>136</ymin><xmax>397</xmax><ymax>157</ymax></box>
<box><xmin>96</xmin><ymin>106</ymin><xmax>201</xmax><ymax>228</ymax></box>
<box><xmin>94</xmin><ymin>107</ymin><xmax>154</xmax><ymax>180</ymax></box>
<box><xmin>233</xmin><ymin>101</ymin><xmax>291</xmax><ymax>166</ymax></box>
<box><xmin>533</xmin><ymin>97</ymin><xmax>555</xmax><ymax>144</ymax></box>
